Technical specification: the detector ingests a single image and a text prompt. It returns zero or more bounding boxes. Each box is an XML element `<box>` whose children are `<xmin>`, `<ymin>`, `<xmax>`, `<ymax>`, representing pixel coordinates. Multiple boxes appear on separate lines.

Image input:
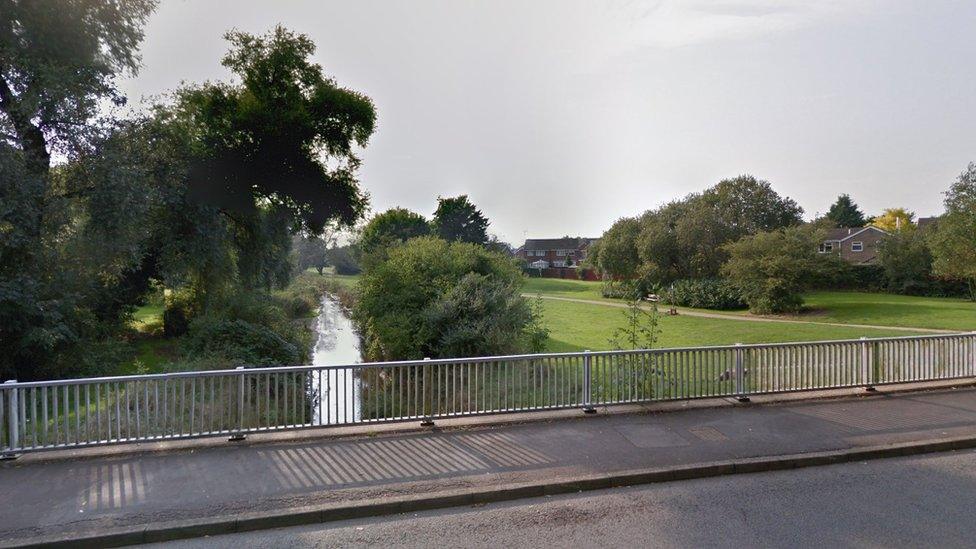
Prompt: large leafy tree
<box><xmin>0</xmin><ymin>0</ymin><xmax>157</xmax><ymax>175</ymax></box>
<box><xmin>930</xmin><ymin>163</ymin><xmax>976</xmax><ymax>300</ymax></box>
<box><xmin>178</xmin><ymin>26</ymin><xmax>375</xmax><ymax>236</ymax></box>
<box><xmin>432</xmin><ymin>195</ymin><xmax>490</xmax><ymax>245</ymax></box>
<box><xmin>825</xmin><ymin>194</ymin><xmax>867</xmax><ymax>228</ymax></box>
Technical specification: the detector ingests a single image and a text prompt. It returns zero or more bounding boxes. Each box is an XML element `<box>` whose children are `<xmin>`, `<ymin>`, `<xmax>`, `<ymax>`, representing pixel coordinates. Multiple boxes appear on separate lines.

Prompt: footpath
<box><xmin>2</xmin><ymin>385</ymin><xmax>976</xmax><ymax>547</ymax></box>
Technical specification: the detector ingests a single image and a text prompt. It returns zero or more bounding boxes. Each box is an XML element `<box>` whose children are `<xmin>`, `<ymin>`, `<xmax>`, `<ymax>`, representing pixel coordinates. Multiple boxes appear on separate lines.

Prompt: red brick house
<box><xmin>515</xmin><ymin>237</ymin><xmax>599</xmax><ymax>268</ymax></box>
<box><xmin>818</xmin><ymin>226</ymin><xmax>889</xmax><ymax>265</ymax></box>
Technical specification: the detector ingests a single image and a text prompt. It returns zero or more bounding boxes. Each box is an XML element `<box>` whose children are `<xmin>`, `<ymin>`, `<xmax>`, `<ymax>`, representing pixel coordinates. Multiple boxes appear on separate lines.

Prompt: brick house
<box><xmin>515</xmin><ymin>237</ymin><xmax>599</xmax><ymax>268</ymax></box>
<box><xmin>818</xmin><ymin>226</ymin><xmax>889</xmax><ymax>264</ymax></box>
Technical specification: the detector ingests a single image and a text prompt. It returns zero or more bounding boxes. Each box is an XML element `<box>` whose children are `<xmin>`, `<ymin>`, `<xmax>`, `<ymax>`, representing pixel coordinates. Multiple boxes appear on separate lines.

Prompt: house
<box><xmin>515</xmin><ymin>237</ymin><xmax>599</xmax><ymax>269</ymax></box>
<box><xmin>917</xmin><ymin>216</ymin><xmax>940</xmax><ymax>232</ymax></box>
<box><xmin>818</xmin><ymin>226</ymin><xmax>889</xmax><ymax>264</ymax></box>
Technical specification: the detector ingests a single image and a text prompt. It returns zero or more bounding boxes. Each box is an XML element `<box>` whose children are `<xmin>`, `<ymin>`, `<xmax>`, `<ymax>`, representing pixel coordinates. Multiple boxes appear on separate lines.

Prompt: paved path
<box><xmin>527</xmin><ymin>294</ymin><xmax>958</xmax><ymax>334</ymax></box>
<box><xmin>159</xmin><ymin>449</ymin><xmax>976</xmax><ymax>548</ymax></box>
<box><xmin>2</xmin><ymin>387</ymin><xmax>976</xmax><ymax>545</ymax></box>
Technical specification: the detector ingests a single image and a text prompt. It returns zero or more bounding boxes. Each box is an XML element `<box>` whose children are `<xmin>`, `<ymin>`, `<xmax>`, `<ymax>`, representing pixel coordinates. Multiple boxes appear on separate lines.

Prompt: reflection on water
<box><xmin>311</xmin><ymin>294</ymin><xmax>361</xmax><ymax>425</ymax></box>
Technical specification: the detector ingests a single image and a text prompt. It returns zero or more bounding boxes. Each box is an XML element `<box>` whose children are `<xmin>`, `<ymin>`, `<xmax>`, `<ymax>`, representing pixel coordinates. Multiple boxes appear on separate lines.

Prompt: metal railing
<box><xmin>2</xmin><ymin>332</ymin><xmax>974</xmax><ymax>455</ymax></box>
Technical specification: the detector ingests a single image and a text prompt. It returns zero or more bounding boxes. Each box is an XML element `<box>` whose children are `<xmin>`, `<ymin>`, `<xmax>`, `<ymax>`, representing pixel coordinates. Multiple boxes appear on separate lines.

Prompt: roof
<box><xmin>822</xmin><ymin>226</ymin><xmax>888</xmax><ymax>242</ymax></box>
<box><xmin>522</xmin><ymin>237</ymin><xmax>599</xmax><ymax>251</ymax></box>
<box><xmin>917</xmin><ymin>216</ymin><xmax>940</xmax><ymax>231</ymax></box>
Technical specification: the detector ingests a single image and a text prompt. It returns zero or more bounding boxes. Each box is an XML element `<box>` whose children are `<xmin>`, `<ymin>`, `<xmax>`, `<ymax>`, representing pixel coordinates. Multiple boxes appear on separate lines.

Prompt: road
<box><xmin>159</xmin><ymin>449</ymin><xmax>976</xmax><ymax>548</ymax></box>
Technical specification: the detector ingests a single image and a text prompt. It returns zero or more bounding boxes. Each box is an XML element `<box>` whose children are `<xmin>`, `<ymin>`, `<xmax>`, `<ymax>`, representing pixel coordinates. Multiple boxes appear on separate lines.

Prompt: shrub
<box><xmin>722</xmin><ymin>226</ymin><xmax>823</xmax><ymax>314</ymax></box>
<box><xmin>182</xmin><ymin>317</ymin><xmax>302</xmax><ymax>366</ymax></box>
<box><xmin>355</xmin><ymin>236</ymin><xmax>546</xmax><ymax>361</ymax></box>
<box><xmin>163</xmin><ymin>291</ymin><xmax>195</xmax><ymax>338</ymax></box>
<box><xmin>661</xmin><ymin>279</ymin><xmax>745</xmax><ymax>310</ymax></box>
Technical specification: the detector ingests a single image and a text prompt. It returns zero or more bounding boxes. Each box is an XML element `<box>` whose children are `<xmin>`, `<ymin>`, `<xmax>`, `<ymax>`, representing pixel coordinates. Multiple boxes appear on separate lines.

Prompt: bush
<box><xmin>661</xmin><ymin>279</ymin><xmax>746</xmax><ymax>310</ymax></box>
<box><xmin>182</xmin><ymin>317</ymin><xmax>302</xmax><ymax>366</ymax></box>
<box><xmin>355</xmin><ymin>236</ymin><xmax>546</xmax><ymax>361</ymax></box>
<box><xmin>163</xmin><ymin>291</ymin><xmax>196</xmax><ymax>338</ymax></box>
<box><xmin>722</xmin><ymin>226</ymin><xmax>823</xmax><ymax>314</ymax></box>
<box><xmin>601</xmin><ymin>280</ymin><xmax>642</xmax><ymax>299</ymax></box>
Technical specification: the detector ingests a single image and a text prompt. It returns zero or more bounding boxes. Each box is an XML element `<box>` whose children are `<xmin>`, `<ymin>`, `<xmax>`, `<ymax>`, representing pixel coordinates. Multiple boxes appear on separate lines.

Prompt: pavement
<box><xmin>3</xmin><ymin>385</ymin><xmax>976</xmax><ymax>546</ymax></box>
<box><xmin>155</xmin><ymin>449</ymin><xmax>976</xmax><ymax>548</ymax></box>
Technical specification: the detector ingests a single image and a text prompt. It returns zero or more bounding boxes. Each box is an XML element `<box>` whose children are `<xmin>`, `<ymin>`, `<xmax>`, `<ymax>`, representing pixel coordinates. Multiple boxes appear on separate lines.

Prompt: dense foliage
<box><xmin>824</xmin><ymin>194</ymin><xmax>867</xmax><ymax>228</ymax></box>
<box><xmin>359</xmin><ymin>207</ymin><xmax>431</xmax><ymax>256</ymax></box>
<box><xmin>0</xmin><ymin>17</ymin><xmax>377</xmax><ymax>380</ymax></box>
<box><xmin>354</xmin><ymin>237</ymin><xmax>548</xmax><ymax>361</ymax></box>
<box><xmin>432</xmin><ymin>195</ymin><xmax>490</xmax><ymax>245</ymax></box>
<box><xmin>930</xmin><ymin>163</ymin><xmax>976</xmax><ymax>300</ymax></box>
<box><xmin>589</xmin><ymin>175</ymin><xmax>803</xmax><ymax>291</ymax></box>
<box><xmin>721</xmin><ymin>226</ymin><xmax>824</xmax><ymax>314</ymax></box>
<box><xmin>661</xmin><ymin>279</ymin><xmax>746</xmax><ymax>310</ymax></box>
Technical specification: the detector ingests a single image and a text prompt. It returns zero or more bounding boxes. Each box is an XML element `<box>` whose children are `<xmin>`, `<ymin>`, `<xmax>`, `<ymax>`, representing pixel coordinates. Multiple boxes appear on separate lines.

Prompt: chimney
<box><xmin>848</xmin><ymin>228</ymin><xmax>852</xmax><ymax>235</ymax></box>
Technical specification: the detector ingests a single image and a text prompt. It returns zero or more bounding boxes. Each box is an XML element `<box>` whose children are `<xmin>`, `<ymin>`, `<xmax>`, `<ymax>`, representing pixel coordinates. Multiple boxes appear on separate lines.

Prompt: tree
<box><xmin>294</xmin><ymin>236</ymin><xmax>329</xmax><ymax>274</ymax></box>
<box><xmin>930</xmin><ymin>163</ymin><xmax>976</xmax><ymax>301</ymax></box>
<box><xmin>325</xmin><ymin>245</ymin><xmax>361</xmax><ymax>275</ymax></box>
<box><xmin>721</xmin><ymin>225</ymin><xmax>824</xmax><ymax>314</ymax></box>
<box><xmin>878</xmin><ymin>230</ymin><xmax>933</xmax><ymax>295</ymax></box>
<box><xmin>432</xmin><ymin>195</ymin><xmax>489</xmax><ymax>245</ymax></box>
<box><xmin>178</xmin><ymin>26</ymin><xmax>375</xmax><ymax>237</ymax></box>
<box><xmin>825</xmin><ymin>194</ymin><xmax>866</xmax><ymax>228</ymax></box>
<box><xmin>870</xmin><ymin>208</ymin><xmax>915</xmax><ymax>233</ymax></box>
<box><xmin>0</xmin><ymin>0</ymin><xmax>157</xmax><ymax>175</ymax></box>
<box><xmin>592</xmin><ymin>217</ymin><xmax>641</xmax><ymax>279</ymax></box>
<box><xmin>601</xmin><ymin>175</ymin><xmax>803</xmax><ymax>288</ymax></box>
<box><xmin>354</xmin><ymin>237</ymin><xmax>546</xmax><ymax>361</ymax></box>
<box><xmin>359</xmin><ymin>207</ymin><xmax>431</xmax><ymax>255</ymax></box>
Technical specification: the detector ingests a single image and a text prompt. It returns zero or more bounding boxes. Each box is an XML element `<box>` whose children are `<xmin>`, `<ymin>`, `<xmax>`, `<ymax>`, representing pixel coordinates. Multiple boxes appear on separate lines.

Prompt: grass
<box><xmin>799</xmin><ymin>291</ymin><xmax>976</xmax><ymax>332</ymax></box>
<box><xmin>539</xmin><ymin>299</ymin><xmax>927</xmax><ymax>353</ymax></box>
<box><xmin>523</xmin><ymin>277</ymin><xmax>605</xmax><ymax>300</ymax></box>
<box><xmin>523</xmin><ymin>276</ymin><xmax>976</xmax><ymax>332</ymax></box>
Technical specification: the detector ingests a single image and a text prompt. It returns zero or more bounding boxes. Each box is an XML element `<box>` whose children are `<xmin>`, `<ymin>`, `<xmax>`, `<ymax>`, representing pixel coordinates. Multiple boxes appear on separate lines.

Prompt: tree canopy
<box><xmin>359</xmin><ymin>207</ymin><xmax>431</xmax><ymax>256</ymax></box>
<box><xmin>721</xmin><ymin>225</ymin><xmax>826</xmax><ymax>314</ymax></box>
<box><xmin>178</xmin><ymin>26</ymin><xmax>375</xmax><ymax>236</ymax></box>
<box><xmin>930</xmin><ymin>163</ymin><xmax>976</xmax><ymax>300</ymax></box>
<box><xmin>432</xmin><ymin>195</ymin><xmax>490</xmax><ymax>245</ymax></box>
<box><xmin>870</xmin><ymin>208</ymin><xmax>915</xmax><ymax>233</ymax></box>
<box><xmin>0</xmin><ymin>0</ymin><xmax>157</xmax><ymax>174</ymax></box>
<box><xmin>592</xmin><ymin>175</ymin><xmax>802</xmax><ymax>287</ymax></box>
<box><xmin>825</xmin><ymin>194</ymin><xmax>867</xmax><ymax>228</ymax></box>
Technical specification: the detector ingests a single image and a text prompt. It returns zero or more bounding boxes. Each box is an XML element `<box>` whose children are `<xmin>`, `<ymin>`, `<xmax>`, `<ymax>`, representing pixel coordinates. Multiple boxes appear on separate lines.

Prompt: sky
<box><xmin>120</xmin><ymin>0</ymin><xmax>976</xmax><ymax>244</ymax></box>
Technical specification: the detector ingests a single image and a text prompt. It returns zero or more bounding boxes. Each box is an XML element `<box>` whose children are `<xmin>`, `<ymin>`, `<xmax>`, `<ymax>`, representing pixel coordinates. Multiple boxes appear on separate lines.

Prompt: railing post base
<box><xmin>228</xmin><ymin>433</ymin><xmax>247</xmax><ymax>442</ymax></box>
<box><xmin>582</xmin><ymin>407</ymin><xmax>597</xmax><ymax>414</ymax></box>
<box><xmin>0</xmin><ymin>452</ymin><xmax>20</xmax><ymax>461</ymax></box>
<box><xmin>864</xmin><ymin>386</ymin><xmax>877</xmax><ymax>393</ymax></box>
<box><xmin>420</xmin><ymin>418</ymin><xmax>435</xmax><ymax>427</ymax></box>
<box><xmin>736</xmin><ymin>396</ymin><xmax>751</xmax><ymax>403</ymax></box>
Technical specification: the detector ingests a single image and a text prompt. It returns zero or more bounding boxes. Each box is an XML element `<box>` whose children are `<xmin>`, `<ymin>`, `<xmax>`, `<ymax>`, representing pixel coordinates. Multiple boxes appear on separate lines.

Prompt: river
<box><xmin>311</xmin><ymin>294</ymin><xmax>361</xmax><ymax>425</ymax></box>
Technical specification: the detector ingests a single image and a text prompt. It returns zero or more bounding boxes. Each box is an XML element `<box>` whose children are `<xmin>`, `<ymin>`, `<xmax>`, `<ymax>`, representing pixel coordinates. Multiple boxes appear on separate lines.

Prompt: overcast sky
<box><xmin>120</xmin><ymin>0</ymin><xmax>976</xmax><ymax>244</ymax></box>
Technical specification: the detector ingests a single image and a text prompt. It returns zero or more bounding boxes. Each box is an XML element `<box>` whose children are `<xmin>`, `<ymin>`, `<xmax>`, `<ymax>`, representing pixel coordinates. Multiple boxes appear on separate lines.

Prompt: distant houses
<box><xmin>818</xmin><ymin>226</ymin><xmax>888</xmax><ymax>264</ymax></box>
<box><xmin>515</xmin><ymin>237</ymin><xmax>600</xmax><ymax>279</ymax></box>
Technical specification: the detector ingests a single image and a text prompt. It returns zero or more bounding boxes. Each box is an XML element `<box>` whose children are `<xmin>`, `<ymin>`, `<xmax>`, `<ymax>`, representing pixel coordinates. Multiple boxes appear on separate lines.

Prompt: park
<box><xmin>2</xmin><ymin>1</ymin><xmax>976</xmax><ymax>547</ymax></box>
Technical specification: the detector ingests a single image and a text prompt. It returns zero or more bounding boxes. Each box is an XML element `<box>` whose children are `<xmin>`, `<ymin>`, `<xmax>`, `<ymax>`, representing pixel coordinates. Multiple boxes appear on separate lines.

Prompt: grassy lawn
<box><xmin>800</xmin><ymin>291</ymin><xmax>976</xmax><ymax>332</ymax></box>
<box><xmin>540</xmin><ymin>299</ymin><xmax>927</xmax><ymax>353</ymax></box>
<box><xmin>523</xmin><ymin>277</ymin><xmax>976</xmax><ymax>332</ymax></box>
<box><xmin>524</xmin><ymin>277</ymin><xmax>605</xmax><ymax>300</ymax></box>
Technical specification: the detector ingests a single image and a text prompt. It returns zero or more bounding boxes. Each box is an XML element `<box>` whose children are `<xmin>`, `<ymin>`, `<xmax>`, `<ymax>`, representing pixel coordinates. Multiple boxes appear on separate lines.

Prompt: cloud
<box><xmin>607</xmin><ymin>0</ymin><xmax>871</xmax><ymax>49</ymax></box>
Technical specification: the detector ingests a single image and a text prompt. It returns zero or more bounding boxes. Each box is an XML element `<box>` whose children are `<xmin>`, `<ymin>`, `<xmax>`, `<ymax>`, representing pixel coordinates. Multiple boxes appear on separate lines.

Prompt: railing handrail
<box><xmin>5</xmin><ymin>331</ymin><xmax>973</xmax><ymax>389</ymax></box>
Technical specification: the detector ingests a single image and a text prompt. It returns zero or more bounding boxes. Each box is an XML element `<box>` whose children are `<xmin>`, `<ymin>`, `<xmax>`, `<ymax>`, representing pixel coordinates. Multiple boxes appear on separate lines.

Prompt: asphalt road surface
<box><xmin>157</xmin><ymin>448</ymin><xmax>976</xmax><ymax>548</ymax></box>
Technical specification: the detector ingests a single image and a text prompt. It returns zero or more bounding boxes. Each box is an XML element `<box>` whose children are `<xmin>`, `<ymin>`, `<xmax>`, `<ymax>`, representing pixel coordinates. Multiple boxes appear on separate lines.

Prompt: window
<box><xmin>552</xmin><ymin>260</ymin><xmax>566</xmax><ymax>267</ymax></box>
<box><xmin>851</xmin><ymin>241</ymin><xmax>863</xmax><ymax>252</ymax></box>
<box><xmin>819</xmin><ymin>242</ymin><xmax>834</xmax><ymax>253</ymax></box>
<box><xmin>556</xmin><ymin>249</ymin><xmax>568</xmax><ymax>256</ymax></box>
